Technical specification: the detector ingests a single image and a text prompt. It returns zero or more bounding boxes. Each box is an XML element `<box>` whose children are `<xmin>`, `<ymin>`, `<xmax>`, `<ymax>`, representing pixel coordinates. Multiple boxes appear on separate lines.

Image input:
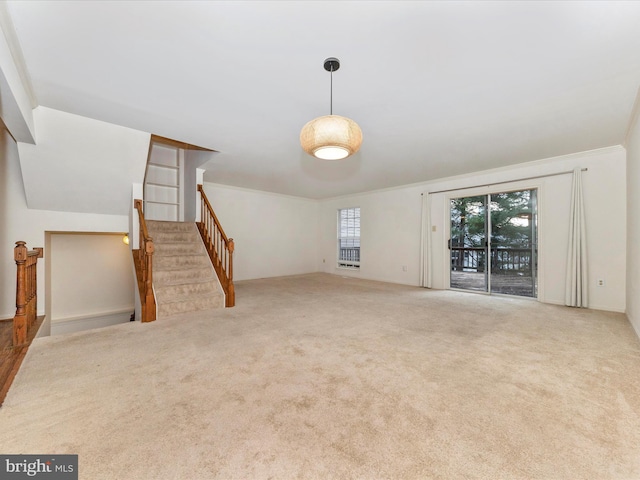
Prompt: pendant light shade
<box><xmin>300</xmin><ymin>114</ymin><xmax>363</xmax><ymax>160</ymax></box>
<box><xmin>300</xmin><ymin>57</ymin><xmax>362</xmax><ymax>160</ymax></box>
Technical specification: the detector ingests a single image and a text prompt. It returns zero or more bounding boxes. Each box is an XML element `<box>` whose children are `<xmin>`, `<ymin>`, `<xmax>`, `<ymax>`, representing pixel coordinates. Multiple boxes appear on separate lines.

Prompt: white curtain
<box><xmin>419</xmin><ymin>192</ymin><xmax>432</xmax><ymax>288</ymax></box>
<box><xmin>565</xmin><ymin>167</ymin><xmax>588</xmax><ymax>307</ymax></box>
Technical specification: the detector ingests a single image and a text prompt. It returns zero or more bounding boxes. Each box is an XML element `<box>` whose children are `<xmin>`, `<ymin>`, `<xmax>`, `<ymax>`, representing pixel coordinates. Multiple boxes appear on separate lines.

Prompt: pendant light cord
<box><xmin>330</xmin><ymin>65</ymin><xmax>333</xmax><ymax>115</ymax></box>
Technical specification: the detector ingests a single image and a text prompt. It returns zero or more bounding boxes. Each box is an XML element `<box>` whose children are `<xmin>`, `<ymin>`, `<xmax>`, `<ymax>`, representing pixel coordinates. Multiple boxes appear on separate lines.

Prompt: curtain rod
<box><xmin>422</xmin><ymin>168</ymin><xmax>588</xmax><ymax>196</ymax></box>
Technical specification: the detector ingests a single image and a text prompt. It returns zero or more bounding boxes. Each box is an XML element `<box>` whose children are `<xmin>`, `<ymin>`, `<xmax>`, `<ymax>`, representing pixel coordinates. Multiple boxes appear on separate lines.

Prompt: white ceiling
<box><xmin>6</xmin><ymin>1</ymin><xmax>640</xmax><ymax>199</ymax></box>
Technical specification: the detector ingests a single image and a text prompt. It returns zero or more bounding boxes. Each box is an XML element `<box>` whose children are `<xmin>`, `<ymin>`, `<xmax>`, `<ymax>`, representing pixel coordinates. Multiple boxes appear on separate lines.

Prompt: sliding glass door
<box><xmin>450</xmin><ymin>189</ymin><xmax>537</xmax><ymax>298</ymax></box>
<box><xmin>450</xmin><ymin>195</ymin><xmax>487</xmax><ymax>292</ymax></box>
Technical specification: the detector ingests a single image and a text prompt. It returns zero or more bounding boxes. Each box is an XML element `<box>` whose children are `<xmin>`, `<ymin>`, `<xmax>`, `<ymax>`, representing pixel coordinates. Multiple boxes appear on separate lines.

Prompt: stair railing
<box><xmin>197</xmin><ymin>184</ymin><xmax>235</xmax><ymax>307</ymax></box>
<box><xmin>133</xmin><ymin>199</ymin><xmax>156</xmax><ymax>322</ymax></box>
<box><xmin>13</xmin><ymin>241</ymin><xmax>43</xmax><ymax>346</ymax></box>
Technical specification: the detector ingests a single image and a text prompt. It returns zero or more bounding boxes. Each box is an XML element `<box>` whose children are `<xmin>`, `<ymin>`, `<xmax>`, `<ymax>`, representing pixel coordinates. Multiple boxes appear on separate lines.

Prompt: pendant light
<box><xmin>300</xmin><ymin>57</ymin><xmax>363</xmax><ymax>160</ymax></box>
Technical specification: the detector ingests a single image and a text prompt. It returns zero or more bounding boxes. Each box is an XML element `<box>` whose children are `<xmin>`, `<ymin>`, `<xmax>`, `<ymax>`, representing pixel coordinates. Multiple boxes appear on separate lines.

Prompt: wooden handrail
<box><xmin>133</xmin><ymin>199</ymin><xmax>156</xmax><ymax>322</ymax></box>
<box><xmin>13</xmin><ymin>241</ymin><xmax>43</xmax><ymax>346</ymax></box>
<box><xmin>197</xmin><ymin>184</ymin><xmax>235</xmax><ymax>307</ymax></box>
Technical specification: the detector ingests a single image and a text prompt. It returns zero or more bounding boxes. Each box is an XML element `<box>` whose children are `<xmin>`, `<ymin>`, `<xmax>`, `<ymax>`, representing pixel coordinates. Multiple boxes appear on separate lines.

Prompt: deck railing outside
<box><xmin>339</xmin><ymin>247</ymin><xmax>360</xmax><ymax>263</ymax></box>
<box><xmin>451</xmin><ymin>246</ymin><xmax>536</xmax><ymax>274</ymax></box>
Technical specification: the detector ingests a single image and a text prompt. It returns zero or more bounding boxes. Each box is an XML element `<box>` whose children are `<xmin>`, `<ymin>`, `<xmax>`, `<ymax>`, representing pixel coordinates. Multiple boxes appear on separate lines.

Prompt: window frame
<box><xmin>337</xmin><ymin>206</ymin><xmax>361</xmax><ymax>269</ymax></box>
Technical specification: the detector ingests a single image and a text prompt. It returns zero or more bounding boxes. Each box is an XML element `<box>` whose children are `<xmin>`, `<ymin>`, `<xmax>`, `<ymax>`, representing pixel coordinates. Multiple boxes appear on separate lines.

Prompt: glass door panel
<box><xmin>489</xmin><ymin>189</ymin><xmax>537</xmax><ymax>298</ymax></box>
<box><xmin>450</xmin><ymin>195</ymin><xmax>487</xmax><ymax>292</ymax></box>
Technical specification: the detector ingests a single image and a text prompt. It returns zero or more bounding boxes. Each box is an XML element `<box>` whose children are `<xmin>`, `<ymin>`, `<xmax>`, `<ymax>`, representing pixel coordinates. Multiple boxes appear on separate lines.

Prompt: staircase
<box><xmin>146</xmin><ymin>220</ymin><xmax>225</xmax><ymax>317</ymax></box>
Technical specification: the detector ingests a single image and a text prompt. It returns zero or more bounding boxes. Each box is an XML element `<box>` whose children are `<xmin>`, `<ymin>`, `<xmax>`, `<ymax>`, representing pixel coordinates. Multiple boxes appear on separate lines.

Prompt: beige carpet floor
<box><xmin>1</xmin><ymin>273</ymin><xmax>639</xmax><ymax>479</ymax></box>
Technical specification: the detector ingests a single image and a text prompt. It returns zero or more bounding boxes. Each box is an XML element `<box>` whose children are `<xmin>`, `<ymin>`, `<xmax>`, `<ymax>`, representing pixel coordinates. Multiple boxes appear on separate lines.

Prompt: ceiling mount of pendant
<box><xmin>324</xmin><ymin>57</ymin><xmax>340</xmax><ymax>72</ymax></box>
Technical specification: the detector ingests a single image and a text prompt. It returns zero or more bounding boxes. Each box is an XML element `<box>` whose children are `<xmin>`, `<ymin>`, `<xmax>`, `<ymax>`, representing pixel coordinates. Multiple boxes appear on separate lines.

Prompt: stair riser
<box><xmin>147</xmin><ymin>221</ymin><xmax>197</xmax><ymax>233</ymax></box>
<box><xmin>154</xmin><ymin>255</ymin><xmax>211</xmax><ymax>270</ymax></box>
<box><xmin>157</xmin><ymin>296</ymin><xmax>225</xmax><ymax>317</ymax></box>
<box><xmin>150</xmin><ymin>232</ymin><xmax>201</xmax><ymax>243</ymax></box>
<box><xmin>155</xmin><ymin>281</ymin><xmax>220</xmax><ymax>298</ymax></box>
<box><xmin>154</xmin><ymin>243</ymin><xmax>204</xmax><ymax>256</ymax></box>
<box><xmin>154</xmin><ymin>268</ymin><xmax>213</xmax><ymax>284</ymax></box>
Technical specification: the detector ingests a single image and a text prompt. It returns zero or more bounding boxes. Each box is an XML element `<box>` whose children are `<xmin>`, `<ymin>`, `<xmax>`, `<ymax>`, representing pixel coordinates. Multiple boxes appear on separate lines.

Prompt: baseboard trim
<box><xmin>51</xmin><ymin>309</ymin><xmax>134</xmax><ymax>336</ymax></box>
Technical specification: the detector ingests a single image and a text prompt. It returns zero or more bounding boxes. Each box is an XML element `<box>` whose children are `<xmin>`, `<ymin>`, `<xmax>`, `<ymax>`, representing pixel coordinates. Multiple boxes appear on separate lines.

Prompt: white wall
<box><xmin>319</xmin><ymin>188</ymin><xmax>422</xmax><ymax>285</ymax></box>
<box><xmin>0</xmin><ymin>123</ymin><xmax>130</xmax><ymax>320</ymax></box>
<box><xmin>0</xmin><ymin>4</ymin><xmax>35</xmax><ymax>144</ymax></box>
<box><xmin>50</xmin><ymin>233</ymin><xmax>134</xmax><ymax>325</ymax></box>
<box><xmin>626</xmin><ymin>98</ymin><xmax>640</xmax><ymax>336</ymax></box>
<box><xmin>202</xmin><ymin>183</ymin><xmax>318</xmax><ymax>281</ymax></box>
<box><xmin>318</xmin><ymin>146</ymin><xmax>627</xmax><ymax>313</ymax></box>
<box><xmin>17</xmin><ymin>106</ymin><xmax>150</xmax><ymax>215</ymax></box>
<box><xmin>184</xmin><ymin>149</ymin><xmax>216</xmax><ymax>222</ymax></box>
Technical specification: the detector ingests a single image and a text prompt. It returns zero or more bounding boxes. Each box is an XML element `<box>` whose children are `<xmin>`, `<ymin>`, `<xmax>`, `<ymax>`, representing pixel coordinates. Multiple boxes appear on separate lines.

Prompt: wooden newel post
<box><xmin>133</xmin><ymin>198</ymin><xmax>157</xmax><ymax>323</ymax></box>
<box><xmin>227</xmin><ymin>239</ymin><xmax>235</xmax><ymax>307</ymax></box>
<box><xmin>143</xmin><ymin>238</ymin><xmax>155</xmax><ymax>322</ymax></box>
<box><xmin>13</xmin><ymin>241</ymin><xmax>28</xmax><ymax>345</ymax></box>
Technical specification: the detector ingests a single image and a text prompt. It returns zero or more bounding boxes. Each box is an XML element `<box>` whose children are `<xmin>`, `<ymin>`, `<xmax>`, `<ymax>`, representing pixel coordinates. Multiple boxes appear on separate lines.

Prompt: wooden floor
<box><xmin>0</xmin><ymin>318</ymin><xmax>12</xmax><ymax>349</ymax></box>
<box><xmin>451</xmin><ymin>271</ymin><xmax>537</xmax><ymax>297</ymax></box>
<box><xmin>0</xmin><ymin>316</ymin><xmax>44</xmax><ymax>406</ymax></box>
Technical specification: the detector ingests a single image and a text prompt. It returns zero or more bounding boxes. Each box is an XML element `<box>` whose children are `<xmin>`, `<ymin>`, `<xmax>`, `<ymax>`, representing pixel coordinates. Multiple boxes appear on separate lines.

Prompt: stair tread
<box><xmin>153</xmin><ymin>241</ymin><xmax>199</xmax><ymax>245</ymax></box>
<box><xmin>155</xmin><ymin>277</ymin><xmax>216</xmax><ymax>287</ymax></box>
<box><xmin>154</xmin><ymin>243</ymin><xmax>202</xmax><ymax>247</ymax></box>
<box><xmin>154</xmin><ymin>252</ymin><xmax>207</xmax><ymax>259</ymax></box>
<box><xmin>151</xmin><ymin>236</ymin><xmax>200</xmax><ymax>242</ymax></box>
<box><xmin>154</xmin><ymin>251</ymin><xmax>206</xmax><ymax>256</ymax></box>
<box><xmin>154</xmin><ymin>264</ymin><xmax>211</xmax><ymax>270</ymax></box>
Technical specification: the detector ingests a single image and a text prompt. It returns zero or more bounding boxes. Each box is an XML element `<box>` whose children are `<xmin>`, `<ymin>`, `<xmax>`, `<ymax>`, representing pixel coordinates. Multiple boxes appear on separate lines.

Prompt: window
<box><xmin>338</xmin><ymin>207</ymin><xmax>360</xmax><ymax>269</ymax></box>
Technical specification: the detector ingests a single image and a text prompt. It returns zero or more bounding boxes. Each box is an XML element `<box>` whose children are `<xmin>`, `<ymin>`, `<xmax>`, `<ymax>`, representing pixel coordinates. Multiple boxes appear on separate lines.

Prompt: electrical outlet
<box><xmin>597</xmin><ymin>279</ymin><xmax>605</xmax><ymax>287</ymax></box>
<box><xmin>402</xmin><ymin>265</ymin><xmax>407</xmax><ymax>272</ymax></box>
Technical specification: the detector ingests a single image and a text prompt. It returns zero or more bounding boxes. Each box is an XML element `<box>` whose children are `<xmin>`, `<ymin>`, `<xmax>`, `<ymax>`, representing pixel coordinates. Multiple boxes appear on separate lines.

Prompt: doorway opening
<box><xmin>449</xmin><ymin>188</ymin><xmax>538</xmax><ymax>298</ymax></box>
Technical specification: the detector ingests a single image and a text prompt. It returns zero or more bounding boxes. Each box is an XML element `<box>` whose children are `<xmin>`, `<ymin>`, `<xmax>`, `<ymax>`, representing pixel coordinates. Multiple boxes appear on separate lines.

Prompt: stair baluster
<box><xmin>196</xmin><ymin>185</ymin><xmax>235</xmax><ymax>307</ymax></box>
